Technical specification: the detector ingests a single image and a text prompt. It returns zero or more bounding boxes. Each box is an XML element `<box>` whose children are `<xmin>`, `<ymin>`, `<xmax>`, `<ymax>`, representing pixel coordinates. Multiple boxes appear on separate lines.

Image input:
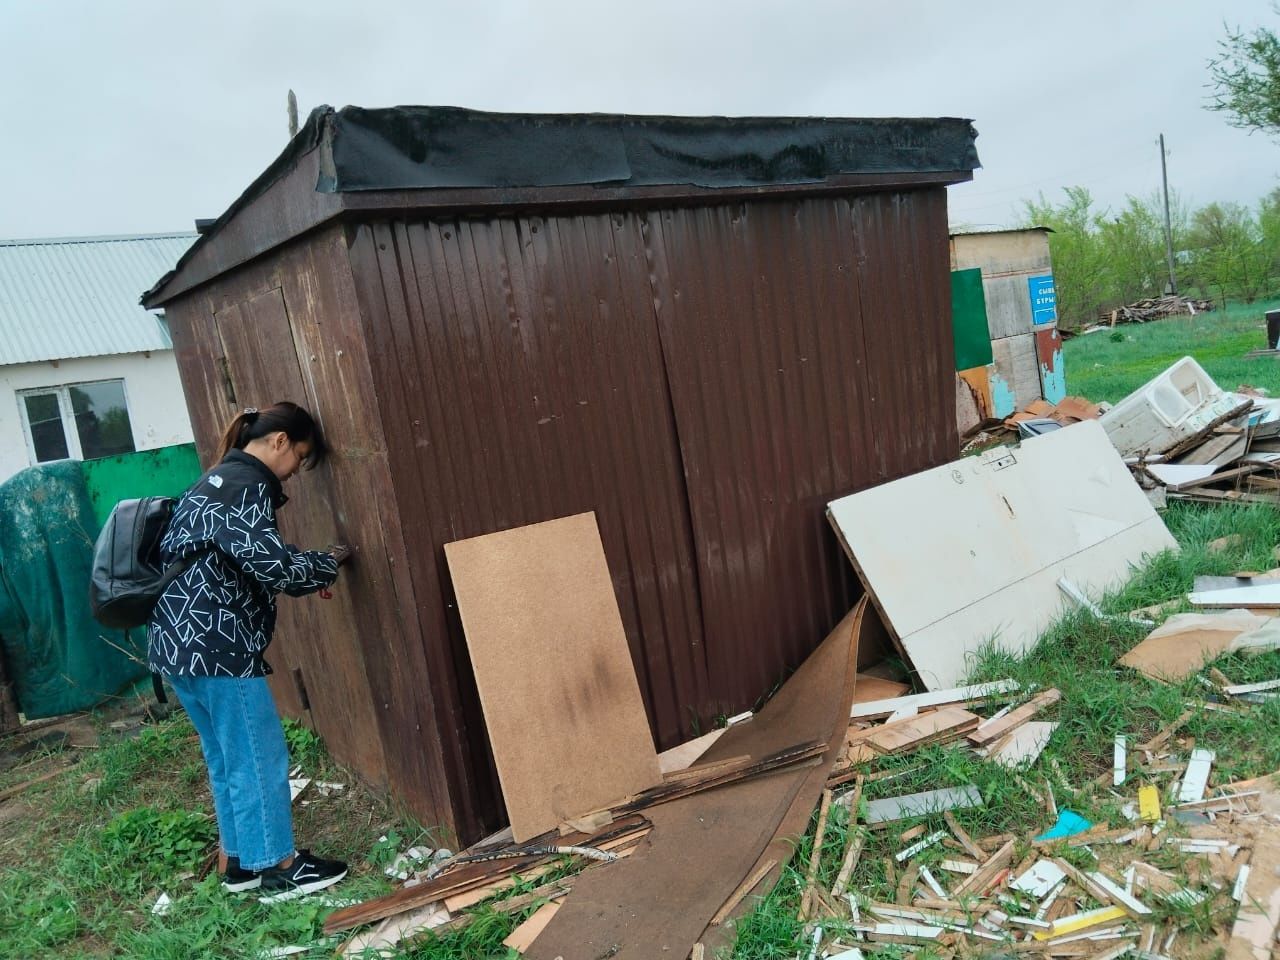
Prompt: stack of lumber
<box><xmin>1085</xmin><ymin>294</ymin><xmax>1215</xmax><ymax>331</ymax></box>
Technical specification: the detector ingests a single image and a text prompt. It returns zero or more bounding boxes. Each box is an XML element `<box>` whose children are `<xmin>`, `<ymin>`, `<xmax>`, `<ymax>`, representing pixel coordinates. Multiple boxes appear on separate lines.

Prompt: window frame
<box><xmin>16</xmin><ymin>378</ymin><xmax>135</xmax><ymax>466</ymax></box>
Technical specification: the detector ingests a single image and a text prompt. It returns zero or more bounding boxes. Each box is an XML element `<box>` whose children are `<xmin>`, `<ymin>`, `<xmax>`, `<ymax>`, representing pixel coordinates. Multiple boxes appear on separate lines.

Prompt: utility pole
<box><xmin>1159</xmin><ymin>133</ymin><xmax>1177</xmax><ymax>296</ymax></box>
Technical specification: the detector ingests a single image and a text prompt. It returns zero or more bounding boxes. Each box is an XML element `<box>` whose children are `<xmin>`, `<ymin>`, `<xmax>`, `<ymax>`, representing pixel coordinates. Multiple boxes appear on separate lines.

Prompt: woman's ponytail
<box><xmin>213</xmin><ymin>402</ymin><xmax>326</xmax><ymax>468</ymax></box>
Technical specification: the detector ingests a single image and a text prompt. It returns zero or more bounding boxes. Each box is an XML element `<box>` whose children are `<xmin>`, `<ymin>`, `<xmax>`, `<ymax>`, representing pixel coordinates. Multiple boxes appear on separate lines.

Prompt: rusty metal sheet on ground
<box><xmin>444</xmin><ymin>512</ymin><xmax>660</xmax><ymax>842</ymax></box>
<box><xmin>525</xmin><ymin>600</ymin><xmax>864</xmax><ymax>960</ymax></box>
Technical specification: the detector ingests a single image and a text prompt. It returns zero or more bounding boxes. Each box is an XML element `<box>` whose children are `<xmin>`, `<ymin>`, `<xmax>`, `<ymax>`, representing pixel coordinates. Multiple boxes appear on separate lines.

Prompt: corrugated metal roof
<box><xmin>0</xmin><ymin>233</ymin><xmax>197</xmax><ymax>365</ymax></box>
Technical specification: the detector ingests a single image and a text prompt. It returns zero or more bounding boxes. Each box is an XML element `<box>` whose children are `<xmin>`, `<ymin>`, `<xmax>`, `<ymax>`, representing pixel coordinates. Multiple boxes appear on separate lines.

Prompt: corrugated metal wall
<box><xmin>163</xmin><ymin>189</ymin><xmax>958</xmax><ymax>841</ymax></box>
<box><xmin>349</xmin><ymin>188</ymin><xmax>957</xmax><ymax>759</ymax></box>
<box><xmin>647</xmin><ymin>191</ymin><xmax>956</xmax><ymax>710</ymax></box>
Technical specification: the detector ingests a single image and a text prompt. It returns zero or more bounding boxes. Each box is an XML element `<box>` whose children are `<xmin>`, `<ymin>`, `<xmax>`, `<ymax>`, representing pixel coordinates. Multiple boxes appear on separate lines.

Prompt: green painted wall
<box><xmin>951</xmin><ymin>268</ymin><xmax>994</xmax><ymax>371</ymax></box>
<box><xmin>81</xmin><ymin>443</ymin><xmax>202</xmax><ymax>529</ymax></box>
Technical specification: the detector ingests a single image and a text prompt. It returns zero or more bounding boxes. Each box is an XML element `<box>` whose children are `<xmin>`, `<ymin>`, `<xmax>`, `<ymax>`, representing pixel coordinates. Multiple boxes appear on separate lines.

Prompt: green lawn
<box><xmin>1063</xmin><ymin>296</ymin><xmax>1280</xmax><ymax>404</ymax></box>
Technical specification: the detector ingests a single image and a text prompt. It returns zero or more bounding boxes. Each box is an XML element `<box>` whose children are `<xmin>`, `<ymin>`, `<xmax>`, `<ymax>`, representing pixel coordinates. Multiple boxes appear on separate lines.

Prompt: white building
<box><xmin>0</xmin><ymin>233</ymin><xmax>197</xmax><ymax>482</ymax></box>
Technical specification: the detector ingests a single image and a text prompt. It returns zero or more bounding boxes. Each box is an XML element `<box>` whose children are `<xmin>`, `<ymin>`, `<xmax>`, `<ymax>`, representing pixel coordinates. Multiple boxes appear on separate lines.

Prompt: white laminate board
<box><xmin>828</xmin><ymin>421</ymin><xmax>1177</xmax><ymax>689</ymax></box>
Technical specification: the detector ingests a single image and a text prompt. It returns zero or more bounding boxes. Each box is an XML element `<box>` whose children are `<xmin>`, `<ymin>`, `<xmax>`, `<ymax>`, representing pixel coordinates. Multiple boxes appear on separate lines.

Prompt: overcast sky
<box><xmin>1</xmin><ymin>1</ymin><xmax>1276</xmax><ymax>239</ymax></box>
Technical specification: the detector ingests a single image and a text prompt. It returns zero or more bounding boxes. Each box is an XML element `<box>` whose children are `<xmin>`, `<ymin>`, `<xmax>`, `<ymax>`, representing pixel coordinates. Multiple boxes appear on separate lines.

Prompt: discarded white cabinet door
<box><xmin>827</xmin><ymin>421</ymin><xmax>1177</xmax><ymax>688</ymax></box>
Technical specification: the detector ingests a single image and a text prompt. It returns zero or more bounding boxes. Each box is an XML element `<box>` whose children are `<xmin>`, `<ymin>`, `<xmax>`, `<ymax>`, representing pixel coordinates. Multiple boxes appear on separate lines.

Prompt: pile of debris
<box><xmin>800</xmin><ymin>676</ymin><xmax>1280</xmax><ymax>959</ymax></box>
<box><xmin>962</xmin><ymin>395</ymin><xmax>1107</xmax><ymax>452</ymax></box>
<box><xmin>1081</xmin><ymin>295</ymin><xmax>1215</xmax><ymax>333</ymax></box>
<box><xmin>1098</xmin><ymin>357</ymin><xmax>1280</xmax><ymax>507</ymax></box>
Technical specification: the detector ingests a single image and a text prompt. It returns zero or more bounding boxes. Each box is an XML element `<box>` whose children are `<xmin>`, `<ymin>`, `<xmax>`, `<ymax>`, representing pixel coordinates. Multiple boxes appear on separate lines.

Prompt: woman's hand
<box><xmin>329</xmin><ymin>544</ymin><xmax>353</xmax><ymax>567</ymax></box>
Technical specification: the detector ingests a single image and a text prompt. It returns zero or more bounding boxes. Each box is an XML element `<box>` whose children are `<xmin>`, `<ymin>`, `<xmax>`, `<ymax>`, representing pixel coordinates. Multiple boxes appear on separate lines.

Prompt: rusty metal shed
<box><xmin>143</xmin><ymin>105</ymin><xmax>980</xmax><ymax>843</ymax></box>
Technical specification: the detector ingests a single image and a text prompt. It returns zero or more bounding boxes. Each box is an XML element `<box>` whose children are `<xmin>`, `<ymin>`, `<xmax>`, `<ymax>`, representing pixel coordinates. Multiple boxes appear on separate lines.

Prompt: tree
<box><xmin>1023</xmin><ymin>187</ymin><xmax>1111</xmax><ymax>330</ymax></box>
<box><xmin>1207</xmin><ymin>10</ymin><xmax>1280</xmax><ymax>136</ymax></box>
<box><xmin>1188</xmin><ymin>202</ymin><xmax>1269</xmax><ymax>304</ymax></box>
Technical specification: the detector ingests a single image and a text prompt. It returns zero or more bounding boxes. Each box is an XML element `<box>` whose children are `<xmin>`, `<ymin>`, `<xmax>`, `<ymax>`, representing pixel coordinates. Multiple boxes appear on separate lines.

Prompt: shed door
<box><xmin>213</xmin><ymin>288</ymin><xmax>309</xmax><ymax>407</ymax></box>
<box><xmin>211</xmin><ymin>288</ymin><xmax>340</xmax><ymax>723</ymax></box>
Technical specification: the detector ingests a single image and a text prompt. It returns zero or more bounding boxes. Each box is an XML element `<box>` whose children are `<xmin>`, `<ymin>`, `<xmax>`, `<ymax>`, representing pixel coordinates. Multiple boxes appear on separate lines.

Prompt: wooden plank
<box><xmin>987</xmin><ymin>721</ymin><xmax>1058</xmax><ymax>769</ymax></box>
<box><xmin>661</xmin><ymin>755</ymin><xmax>752</xmax><ymax>783</ymax></box>
<box><xmin>323</xmin><ymin>815</ymin><xmax>651</xmax><ymax>934</ymax></box>
<box><xmin>797</xmin><ymin>790</ymin><xmax>833</xmax><ymax>920</ymax></box>
<box><xmin>850</xmin><ymin>680</ymin><xmax>1021</xmax><ymax>720</ymax></box>
<box><xmin>709</xmin><ymin>859</ymin><xmax>778</xmax><ymax>926</ymax></box>
<box><xmin>0</xmin><ymin>761</ymin><xmax>75</xmax><ymax>802</ymax></box>
<box><xmin>1225</xmin><ymin>678</ymin><xmax>1280</xmax><ymax>696</ymax></box>
<box><xmin>853</xmin><ymin>675</ymin><xmax>911</xmax><ymax>705</ymax></box>
<box><xmin>828</xmin><ymin>422</ymin><xmax>1176</xmax><ymax>689</ymax></box>
<box><xmin>444</xmin><ymin>513</ymin><xmax>661</xmax><ymax>840</ymax></box>
<box><xmin>503</xmin><ymin>901</ymin><xmax>563</xmax><ymax>952</ymax></box>
<box><xmin>586</xmin><ymin>741</ymin><xmax>825</xmax><ymax>819</ymax></box>
<box><xmin>657</xmin><ymin>729</ymin><xmax>727</xmax><ymax>774</ymax></box>
<box><xmin>953</xmin><ymin>839</ymin><xmax>1015</xmax><ymax>897</ymax></box>
<box><xmin>1177</xmin><ymin>748</ymin><xmax>1215</xmax><ymax>803</ymax></box>
<box><xmin>968</xmin><ymin>690</ymin><xmax>1062</xmax><ymax>746</ymax></box>
<box><xmin>1168</xmin><ymin>462</ymin><xmax>1262</xmax><ymax>491</ymax></box>
<box><xmin>831</xmin><ymin>775</ymin><xmax>866</xmax><ymax>896</ymax></box>
<box><xmin>863</xmin><ymin>785</ymin><xmax>984</xmax><ymax>825</ymax></box>
<box><xmin>864</xmin><ymin>706</ymin><xmax>981</xmax><ymax>755</ymax></box>
<box><xmin>943</xmin><ymin>811</ymin><xmax>987</xmax><ymax>862</ymax></box>
<box><xmin>1190</xmin><ymin>584</ymin><xmax>1280</xmax><ymax>609</ymax></box>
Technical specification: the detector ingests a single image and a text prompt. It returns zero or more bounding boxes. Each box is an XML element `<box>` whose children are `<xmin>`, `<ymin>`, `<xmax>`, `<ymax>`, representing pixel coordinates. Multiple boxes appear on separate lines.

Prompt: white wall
<box><xmin>0</xmin><ymin>350</ymin><xmax>194</xmax><ymax>482</ymax></box>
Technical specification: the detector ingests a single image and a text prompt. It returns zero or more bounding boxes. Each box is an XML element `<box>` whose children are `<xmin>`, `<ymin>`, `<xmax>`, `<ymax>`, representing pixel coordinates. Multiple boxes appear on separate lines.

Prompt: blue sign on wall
<box><xmin>1028</xmin><ymin>274</ymin><xmax>1057</xmax><ymax>326</ymax></box>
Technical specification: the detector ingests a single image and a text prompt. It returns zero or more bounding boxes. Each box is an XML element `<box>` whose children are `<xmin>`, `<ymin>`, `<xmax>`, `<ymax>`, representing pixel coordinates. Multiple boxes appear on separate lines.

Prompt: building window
<box><xmin>18</xmin><ymin>380</ymin><xmax>136</xmax><ymax>465</ymax></box>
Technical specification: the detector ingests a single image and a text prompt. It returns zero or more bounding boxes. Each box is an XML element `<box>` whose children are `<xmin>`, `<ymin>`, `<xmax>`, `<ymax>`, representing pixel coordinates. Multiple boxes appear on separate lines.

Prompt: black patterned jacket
<box><xmin>147</xmin><ymin>450</ymin><xmax>339</xmax><ymax>678</ymax></box>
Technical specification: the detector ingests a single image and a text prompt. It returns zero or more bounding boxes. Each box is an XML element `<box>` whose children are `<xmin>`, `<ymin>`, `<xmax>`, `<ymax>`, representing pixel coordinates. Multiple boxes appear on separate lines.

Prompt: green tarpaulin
<box><xmin>0</xmin><ymin>445</ymin><xmax>200</xmax><ymax>718</ymax></box>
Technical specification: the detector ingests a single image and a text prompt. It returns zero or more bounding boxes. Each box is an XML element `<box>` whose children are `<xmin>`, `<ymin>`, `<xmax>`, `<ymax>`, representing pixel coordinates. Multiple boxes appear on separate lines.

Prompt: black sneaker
<box><xmin>257</xmin><ymin>849</ymin><xmax>348</xmax><ymax>903</ymax></box>
<box><xmin>221</xmin><ymin>856</ymin><xmax>261</xmax><ymax>892</ymax></box>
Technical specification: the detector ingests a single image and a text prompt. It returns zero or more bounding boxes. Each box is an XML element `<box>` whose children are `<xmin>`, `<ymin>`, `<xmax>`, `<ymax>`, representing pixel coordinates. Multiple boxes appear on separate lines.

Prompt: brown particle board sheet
<box><xmin>444</xmin><ymin>512</ymin><xmax>660</xmax><ymax>842</ymax></box>
<box><xmin>525</xmin><ymin>599</ymin><xmax>865</xmax><ymax>960</ymax></box>
<box><xmin>1117</xmin><ymin>610</ymin><xmax>1269</xmax><ymax>682</ymax></box>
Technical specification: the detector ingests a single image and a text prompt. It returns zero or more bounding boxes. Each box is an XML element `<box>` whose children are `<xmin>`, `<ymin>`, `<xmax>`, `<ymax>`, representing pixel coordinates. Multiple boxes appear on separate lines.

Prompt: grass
<box><xmin>728</xmin><ymin>502</ymin><xmax>1280</xmax><ymax>959</ymax></box>
<box><xmin>0</xmin><ymin>705</ymin><xmax>552</xmax><ymax>960</ymax></box>
<box><xmin>1063</xmin><ymin>295</ymin><xmax>1280</xmax><ymax>403</ymax></box>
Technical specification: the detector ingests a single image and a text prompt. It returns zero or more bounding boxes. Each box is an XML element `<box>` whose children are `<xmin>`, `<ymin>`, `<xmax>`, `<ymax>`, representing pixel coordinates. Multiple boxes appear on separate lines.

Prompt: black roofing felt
<box><xmin>326</xmin><ymin>106</ymin><xmax>980</xmax><ymax>191</ymax></box>
<box><xmin>143</xmin><ymin>105</ymin><xmax>979</xmax><ymax>305</ymax></box>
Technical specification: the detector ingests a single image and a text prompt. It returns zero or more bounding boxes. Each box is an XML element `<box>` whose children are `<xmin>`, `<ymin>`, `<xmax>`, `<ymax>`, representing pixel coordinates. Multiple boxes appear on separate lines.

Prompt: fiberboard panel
<box><xmin>444</xmin><ymin>512</ymin><xmax>661</xmax><ymax>841</ymax></box>
<box><xmin>827</xmin><ymin>421</ymin><xmax>1177</xmax><ymax>689</ymax></box>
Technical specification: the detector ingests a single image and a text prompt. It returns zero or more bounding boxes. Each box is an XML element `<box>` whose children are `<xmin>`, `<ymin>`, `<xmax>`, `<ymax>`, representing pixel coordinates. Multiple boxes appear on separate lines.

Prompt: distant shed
<box><xmin>143</xmin><ymin>106</ymin><xmax>980</xmax><ymax>843</ymax></box>
<box><xmin>950</xmin><ymin>227</ymin><xmax>1061</xmax><ymax>421</ymax></box>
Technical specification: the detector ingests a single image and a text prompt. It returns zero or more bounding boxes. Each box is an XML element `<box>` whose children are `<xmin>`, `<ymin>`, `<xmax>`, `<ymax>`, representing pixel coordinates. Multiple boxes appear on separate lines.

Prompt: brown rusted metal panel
<box><xmin>646</xmin><ymin>190</ymin><xmax>956</xmax><ymax>711</ymax></box>
<box><xmin>345</xmin><ymin>213</ymin><xmax>711</xmax><ymax>811</ymax></box>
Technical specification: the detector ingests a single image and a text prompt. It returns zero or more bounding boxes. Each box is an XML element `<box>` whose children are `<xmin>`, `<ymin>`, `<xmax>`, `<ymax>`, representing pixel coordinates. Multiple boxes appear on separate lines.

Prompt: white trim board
<box><xmin>827</xmin><ymin>422</ymin><xmax>1178</xmax><ymax>689</ymax></box>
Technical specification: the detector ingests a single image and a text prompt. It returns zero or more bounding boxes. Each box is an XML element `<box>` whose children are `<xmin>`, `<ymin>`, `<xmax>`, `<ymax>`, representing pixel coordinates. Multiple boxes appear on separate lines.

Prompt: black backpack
<box><xmin>89</xmin><ymin>497</ymin><xmax>195</xmax><ymax>630</ymax></box>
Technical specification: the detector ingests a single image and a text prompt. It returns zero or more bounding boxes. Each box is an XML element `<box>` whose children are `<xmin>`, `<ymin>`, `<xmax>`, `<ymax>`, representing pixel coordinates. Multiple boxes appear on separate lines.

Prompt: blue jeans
<box><xmin>167</xmin><ymin>675</ymin><xmax>295</xmax><ymax>871</ymax></box>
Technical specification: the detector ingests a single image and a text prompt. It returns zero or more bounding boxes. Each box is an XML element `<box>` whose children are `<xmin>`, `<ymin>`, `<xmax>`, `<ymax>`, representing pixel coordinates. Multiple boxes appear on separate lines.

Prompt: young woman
<box><xmin>148</xmin><ymin>402</ymin><xmax>352</xmax><ymax>902</ymax></box>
